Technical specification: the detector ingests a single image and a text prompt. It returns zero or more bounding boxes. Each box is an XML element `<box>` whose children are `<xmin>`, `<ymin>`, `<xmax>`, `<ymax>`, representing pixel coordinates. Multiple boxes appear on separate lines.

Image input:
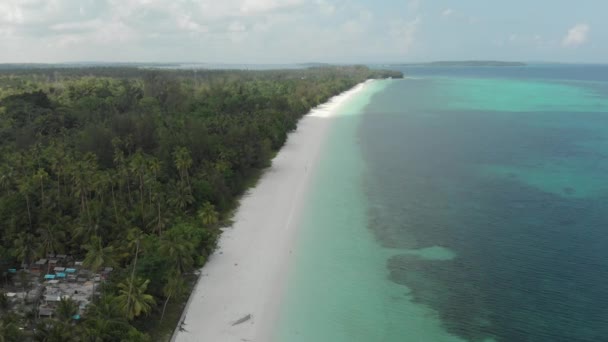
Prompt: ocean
<box><xmin>275</xmin><ymin>64</ymin><xmax>608</xmax><ymax>342</ymax></box>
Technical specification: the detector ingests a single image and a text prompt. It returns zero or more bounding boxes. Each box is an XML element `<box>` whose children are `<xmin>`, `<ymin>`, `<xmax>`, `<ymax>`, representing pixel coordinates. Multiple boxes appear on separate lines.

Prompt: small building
<box><xmin>31</xmin><ymin>259</ymin><xmax>48</xmax><ymax>273</ymax></box>
<box><xmin>39</xmin><ymin>306</ymin><xmax>55</xmax><ymax>317</ymax></box>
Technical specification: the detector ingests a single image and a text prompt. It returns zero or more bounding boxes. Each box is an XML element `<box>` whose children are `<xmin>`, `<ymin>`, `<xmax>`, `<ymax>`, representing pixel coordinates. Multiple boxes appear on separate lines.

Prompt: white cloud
<box><xmin>0</xmin><ymin>0</ymin><xmax>423</xmax><ymax>63</ymax></box>
<box><xmin>407</xmin><ymin>0</ymin><xmax>421</xmax><ymax>13</ymax></box>
<box><xmin>389</xmin><ymin>16</ymin><xmax>420</xmax><ymax>54</ymax></box>
<box><xmin>240</xmin><ymin>0</ymin><xmax>303</xmax><ymax>14</ymax></box>
<box><xmin>441</xmin><ymin>8</ymin><xmax>453</xmax><ymax>17</ymax></box>
<box><xmin>562</xmin><ymin>23</ymin><xmax>590</xmax><ymax>47</ymax></box>
<box><xmin>176</xmin><ymin>15</ymin><xmax>207</xmax><ymax>34</ymax></box>
<box><xmin>316</xmin><ymin>0</ymin><xmax>335</xmax><ymax>15</ymax></box>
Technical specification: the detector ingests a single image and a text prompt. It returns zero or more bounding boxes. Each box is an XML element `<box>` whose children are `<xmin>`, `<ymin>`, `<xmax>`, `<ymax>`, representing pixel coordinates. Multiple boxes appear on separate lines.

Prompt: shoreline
<box><xmin>173</xmin><ymin>80</ymin><xmax>374</xmax><ymax>342</ymax></box>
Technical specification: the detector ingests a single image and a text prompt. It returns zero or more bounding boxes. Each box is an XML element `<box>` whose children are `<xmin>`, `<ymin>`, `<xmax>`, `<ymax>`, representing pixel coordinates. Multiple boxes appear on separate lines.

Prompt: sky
<box><xmin>0</xmin><ymin>0</ymin><xmax>606</xmax><ymax>64</ymax></box>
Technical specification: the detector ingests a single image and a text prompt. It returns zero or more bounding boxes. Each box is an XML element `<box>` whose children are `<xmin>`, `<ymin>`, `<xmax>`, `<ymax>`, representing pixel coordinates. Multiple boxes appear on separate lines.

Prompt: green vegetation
<box><xmin>0</xmin><ymin>65</ymin><xmax>401</xmax><ymax>340</ymax></box>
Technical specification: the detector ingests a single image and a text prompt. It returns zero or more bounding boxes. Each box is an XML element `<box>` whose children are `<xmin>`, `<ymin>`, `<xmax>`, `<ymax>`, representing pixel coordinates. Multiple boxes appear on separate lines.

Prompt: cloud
<box><xmin>316</xmin><ymin>0</ymin><xmax>335</xmax><ymax>15</ymax></box>
<box><xmin>0</xmin><ymin>0</ymin><xmax>425</xmax><ymax>63</ymax></box>
<box><xmin>407</xmin><ymin>0</ymin><xmax>421</xmax><ymax>13</ymax></box>
<box><xmin>441</xmin><ymin>8</ymin><xmax>453</xmax><ymax>17</ymax></box>
<box><xmin>562</xmin><ymin>23</ymin><xmax>590</xmax><ymax>47</ymax></box>
<box><xmin>389</xmin><ymin>16</ymin><xmax>420</xmax><ymax>54</ymax></box>
<box><xmin>240</xmin><ymin>0</ymin><xmax>303</xmax><ymax>14</ymax></box>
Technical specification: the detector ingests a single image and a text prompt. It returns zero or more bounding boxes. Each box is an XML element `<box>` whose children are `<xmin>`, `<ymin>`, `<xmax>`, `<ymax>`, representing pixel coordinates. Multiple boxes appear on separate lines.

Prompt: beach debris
<box><xmin>232</xmin><ymin>314</ymin><xmax>252</xmax><ymax>326</ymax></box>
<box><xmin>179</xmin><ymin>320</ymin><xmax>188</xmax><ymax>332</ymax></box>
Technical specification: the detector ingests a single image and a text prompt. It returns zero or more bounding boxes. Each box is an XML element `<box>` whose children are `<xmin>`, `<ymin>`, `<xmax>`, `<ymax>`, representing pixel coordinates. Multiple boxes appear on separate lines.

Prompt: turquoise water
<box><xmin>277</xmin><ymin>65</ymin><xmax>608</xmax><ymax>341</ymax></box>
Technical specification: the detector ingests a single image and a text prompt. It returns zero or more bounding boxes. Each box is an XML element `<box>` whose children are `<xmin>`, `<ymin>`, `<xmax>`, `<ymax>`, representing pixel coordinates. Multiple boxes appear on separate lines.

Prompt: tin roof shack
<box><xmin>38</xmin><ymin>305</ymin><xmax>55</xmax><ymax>317</ymax></box>
<box><xmin>30</xmin><ymin>259</ymin><xmax>47</xmax><ymax>274</ymax></box>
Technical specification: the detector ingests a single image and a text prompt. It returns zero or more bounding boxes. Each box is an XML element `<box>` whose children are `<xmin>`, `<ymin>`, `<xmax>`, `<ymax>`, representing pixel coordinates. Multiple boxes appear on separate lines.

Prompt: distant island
<box><xmin>393</xmin><ymin>61</ymin><xmax>526</xmax><ymax>67</ymax></box>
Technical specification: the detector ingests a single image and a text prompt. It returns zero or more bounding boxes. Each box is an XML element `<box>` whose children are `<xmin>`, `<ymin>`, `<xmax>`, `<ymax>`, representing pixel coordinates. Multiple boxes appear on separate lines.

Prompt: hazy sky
<box><xmin>0</xmin><ymin>0</ymin><xmax>606</xmax><ymax>64</ymax></box>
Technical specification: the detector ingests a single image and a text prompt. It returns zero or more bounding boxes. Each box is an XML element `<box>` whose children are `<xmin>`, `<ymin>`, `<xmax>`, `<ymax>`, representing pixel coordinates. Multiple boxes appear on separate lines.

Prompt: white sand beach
<box><xmin>173</xmin><ymin>81</ymin><xmax>372</xmax><ymax>342</ymax></box>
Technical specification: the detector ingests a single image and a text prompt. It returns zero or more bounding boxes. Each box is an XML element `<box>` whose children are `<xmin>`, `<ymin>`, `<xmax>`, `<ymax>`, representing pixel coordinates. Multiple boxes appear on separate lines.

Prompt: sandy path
<box><xmin>173</xmin><ymin>81</ymin><xmax>372</xmax><ymax>342</ymax></box>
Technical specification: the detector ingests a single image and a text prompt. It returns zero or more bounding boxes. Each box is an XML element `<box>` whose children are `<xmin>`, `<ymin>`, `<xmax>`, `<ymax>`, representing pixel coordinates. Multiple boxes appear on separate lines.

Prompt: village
<box><xmin>1</xmin><ymin>254</ymin><xmax>112</xmax><ymax>328</ymax></box>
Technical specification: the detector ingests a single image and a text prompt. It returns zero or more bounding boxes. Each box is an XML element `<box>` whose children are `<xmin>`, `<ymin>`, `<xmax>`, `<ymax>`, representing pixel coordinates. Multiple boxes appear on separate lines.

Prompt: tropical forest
<box><xmin>0</xmin><ymin>65</ymin><xmax>401</xmax><ymax>341</ymax></box>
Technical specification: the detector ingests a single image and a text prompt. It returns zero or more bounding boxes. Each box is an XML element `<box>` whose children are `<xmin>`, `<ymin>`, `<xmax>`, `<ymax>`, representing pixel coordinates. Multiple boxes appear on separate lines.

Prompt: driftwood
<box><xmin>232</xmin><ymin>314</ymin><xmax>252</xmax><ymax>326</ymax></box>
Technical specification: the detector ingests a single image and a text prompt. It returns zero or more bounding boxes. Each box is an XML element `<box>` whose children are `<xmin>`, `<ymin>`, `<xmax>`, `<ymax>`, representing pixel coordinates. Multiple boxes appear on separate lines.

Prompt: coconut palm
<box><xmin>0</xmin><ymin>314</ymin><xmax>23</xmax><ymax>342</ymax></box>
<box><xmin>83</xmin><ymin>236</ymin><xmax>116</xmax><ymax>274</ymax></box>
<box><xmin>198</xmin><ymin>201</ymin><xmax>219</xmax><ymax>227</ymax></box>
<box><xmin>34</xmin><ymin>319</ymin><xmax>76</xmax><ymax>342</ymax></box>
<box><xmin>114</xmin><ymin>277</ymin><xmax>156</xmax><ymax>320</ymax></box>
<box><xmin>33</xmin><ymin>168</ymin><xmax>49</xmax><ymax>204</ymax></box>
<box><xmin>173</xmin><ymin>147</ymin><xmax>192</xmax><ymax>189</ymax></box>
<box><xmin>124</xmin><ymin>227</ymin><xmax>146</xmax><ymax>317</ymax></box>
<box><xmin>159</xmin><ymin>230</ymin><xmax>194</xmax><ymax>274</ymax></box>
<box><xmin>160</xmin><ymin>271</ymin><xmax>186</xmax><ymax>322</ymax></box>
<box><xmin>13</xmin><ymin>232</ymin><xmax>36</xmax><ymax>268</ymax></box>
<box><xmin>56</xmin><ymin>297</ymin><xmax>79</xmax><ymax>322</ymax></box>
<box><xmin>84</xmin><ymin>295</ymin><xmax>131</xmax><ymax>340</ymax></box>
<box><xmin>36</xmin><ymin>224</ymin><xmax>65</xmax><ymax>258</ymax></box>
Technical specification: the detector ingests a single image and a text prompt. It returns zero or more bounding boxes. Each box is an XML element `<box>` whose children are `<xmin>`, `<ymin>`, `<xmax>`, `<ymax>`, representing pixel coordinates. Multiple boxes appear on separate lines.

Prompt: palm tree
<box><xmin>129</xmin><ymin>151</ymin><xmax>148</xmax><ymax>222</ymax></box>
<box><xmin>114</xmin><ymin>277</ymin><xmax>156</xmax><ymax>320</ymax></box>
<box><xmin>83</xmin><ymin>236</ymin><xmax>116</xmax><ymax>274</ymax></box>
<box><xmin>13</xmin><ymin>232</ymin><xmax>36</xmax><ymax>268</ymax></box>
<box><xmin>36</xmin><ymin>224</ymin><xmax>65</xmax><ymax>258</ymax></box>
<box><xmin>84</xmin><ymin>295</ymin><xmax>131</xmax><ymax>341</ymax></box>
<box><xmin>124</xmin><ymin>227</ymin><xmax>145</xmax><ymax>317</ymax></box>
<box><xmin>56</xmin><ymin>297</ymin><xmax>78</xmax><ymax>322</ymax></box>
<box><xmin>198</xmin><ymin>201</ymin><xmax>219</xmax><ymax>227</ymax></box>
<box><xmin>168</xmin><ymin>180</ymin><xmax>194</xmax><ymax>211</ymax></box>
<box><xmin>33</xmin><ymin>168</ymin><xmax>49</xmax><ymax>204</ymax></box>
<box><xmin>160</xmin><ymin>272</ymin><xmax>185</xmax><ymax>322</ymax></box>
<box><xmin>0</xmin><ymin>314</ymin><xmax>24</xmax><ymax>342</ymax></box>
<box><xmin>0</xmin><ymin>165</ymin><xmax>14</xmax><ymax>197</ymax></box>
<box><xmin>173</xmin><ymin>147</ymin><xmax>192</xmax><ymax>189</ymax></box>
<box><xmin>112</xmin><ymin>145</ymin><xmax>133</xmax><ymax>205</ymax></box>
<box><xmin>34</xmin><ymin>319</ymin><xmax>76</xmax><ymax>342</ymax></box>
<box><xmin>70</xmin><ymin>157</ymin><xmax>94</xmax><ymax>226</ymax></box>
<box><xmin>159</xmin><ymin>231</ymin><xmax>194</xmax><ymax>274</ymax></box>
<box><xmin>83</xmin><ymin>236</ymin><xmax>116</xmax><ymax>296</ymax></box>
<box><xmin>16</xmin><ymin>176</ymin><xmax>34</xmax><ymax>230</ymax></box>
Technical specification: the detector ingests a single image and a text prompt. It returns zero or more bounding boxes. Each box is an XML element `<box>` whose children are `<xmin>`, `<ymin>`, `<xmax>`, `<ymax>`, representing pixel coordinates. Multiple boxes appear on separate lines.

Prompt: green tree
<box><xmin>13</xmin><ymin>232</ymin><xmax>36</xmax><ymax>267</ymax></box>
<box><xmin>0</xmin><ymin>314</ymin><xmax>24</xmax><ymax>342</ymax></box>
<box><xmin>34</xmin><ymin>319</ymin><xmax>77</xmax><ymax>342</ymax></box>
<box><xmin>124</xmin><ymin>227</ymin><xmax>145</xmax><ymax>317</ymax></box>
<box><xmin>36</xmin><ymin>224</ymin><xmax>65</xmax><ymax>258</ymax></box>
<box><xmin>33</xmin><ymin>168</ymin><xmax>49</xmax><ymax>204</ymax></box>
<box><xmin>160</xmin><ymin>271</ymin><xmax>186</xmax><ymax>322</ymax></box>
<box><xmin>173</xmin><ymin>147</ymin><xmax>192</xmax><ymax>189</ymax></box>
<box><xmin>56</xmin><ymin>297</ymin><xmax>78</xmax><ymax>322</ymax></box>
<box><xmin>114</xmin><ymin>277</ymin><xmax>156</xmax><ymax>320</ymax></box>
<box><xmin>159</xmin><ymin>229</ymin><xmax>194</xmax><ymax>274</ymax></box>
<box><xmin>198</xmin><ymin>201</ymin><xmax>219</xmax><ymax>227</ymax></box>
<box><xmin>83</xmin><ymin>295</ymin><xmax>131</xmax><ymax>341</ymax></box>
<box><xmin>83</xmin><ymin>236</ymin><xmax>116</xmax><ymax>274</ymax></box>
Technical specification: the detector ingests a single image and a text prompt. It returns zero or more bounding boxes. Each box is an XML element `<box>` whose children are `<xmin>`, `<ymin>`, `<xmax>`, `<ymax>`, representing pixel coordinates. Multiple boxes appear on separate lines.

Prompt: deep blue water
<box><xmin>359</xmin><ymin>65</ymin><xmax>608</xmax><ymax>341</ymax></box>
